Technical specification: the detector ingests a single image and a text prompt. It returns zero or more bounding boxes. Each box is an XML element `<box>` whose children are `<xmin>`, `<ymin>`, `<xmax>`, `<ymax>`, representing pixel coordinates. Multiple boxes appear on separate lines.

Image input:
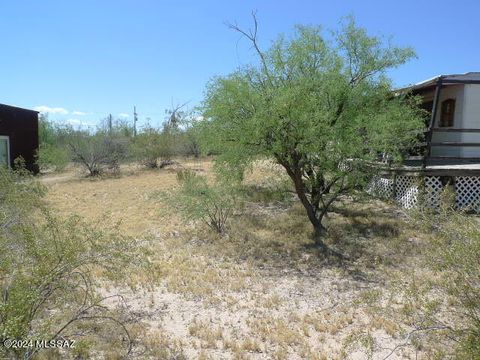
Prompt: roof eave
<box><xmin>0</xmin><ymin>103</ymin><xmax>39</xmax><ymax>114</ymax></box>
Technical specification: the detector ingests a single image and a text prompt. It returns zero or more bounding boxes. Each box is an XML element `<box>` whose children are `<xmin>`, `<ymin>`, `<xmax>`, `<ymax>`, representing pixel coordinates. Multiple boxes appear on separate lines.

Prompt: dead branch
<box><xmin>382</xmin><ymin>325</ymin><xmax>452</xmax><ymax>360</ymax></box>
<box><xmin>226</xmin><ymin>10</ymin><xmax>273</xmax><ymax>85</ymax></box>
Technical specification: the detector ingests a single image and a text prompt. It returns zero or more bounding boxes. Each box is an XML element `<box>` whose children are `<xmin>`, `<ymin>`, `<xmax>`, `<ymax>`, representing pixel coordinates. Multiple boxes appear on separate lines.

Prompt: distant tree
<box><xmin>133</xmin><ymin>102</ymin><xmax>195</xmax><ymax>167</ymax></box>
<box><xmin>68</xmin><ymin>131</ymin><xmax>128</xmax><ymax>176</ymax></box>
<box><xmin>183</xmin><ymin>124</ymin><xmax>202</xmax><ymax>158</ymax></box>
<box><xmin>38</xmin><ymin>114</ymin><xmax>56</xmax><ymax>146</ymax></box>
<box><xmin>37</xmin><ymin>115</ymin><xmax>70</xmax><ymax>172</ymax></box>
<box><xmin>99</xmin><ymin>116</ymin><xmax>135</xmax><ymax>138</ymax></box>
<box><xmin>202</xmin><ymin>14</ymin><xmax>424</xmax><ymax>252</ymax></box>
<box><xmin>161</xmin><ymin>102</ymin><xmax>190</xmax><ymax>157</ymax></box>
<box><xmin>174</xmin><ymin>110</ymin><xmax>203</xmax><ymax>158</ymax></box>
<box><xmin>132</xmin><ymin>125</ymin><xmax>173</xmax><ymax>168</ymax></box>
<box><xmin>164</xmin><ymin>101</ymin><xmax>189</xmax><ymax>131</ymax></box>
<box><xmin>36</xmin><ymin>143</ymin><xmax>69</xmax><ymax>172</ymax></box>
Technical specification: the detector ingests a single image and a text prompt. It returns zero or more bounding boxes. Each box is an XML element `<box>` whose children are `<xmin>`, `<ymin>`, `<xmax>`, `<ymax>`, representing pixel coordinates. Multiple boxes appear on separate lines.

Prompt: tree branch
<box><xmin>226</xmin><ymin>11</ymin><xmax>273</xmax><ymax>86</ymax></box>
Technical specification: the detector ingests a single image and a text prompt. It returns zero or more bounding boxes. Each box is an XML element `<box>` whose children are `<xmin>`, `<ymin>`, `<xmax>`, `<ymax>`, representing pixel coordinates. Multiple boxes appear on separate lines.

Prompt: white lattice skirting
<box><xmin>423</xmin><ymin>176</ymin><xmax>443</xmax><ymax>209</ymax></box>
<box><xmin>366</xmin><ymin>176</ymin><xmax>394</xmax><ymax>199</ymax></box>
<box><xmin>395</xmin><ymin>176</ymin><xmax>419</xmax><ymax>209</ymax></box>
<box><xmin>455</xmin><ymin>176</ymin><xmax>480</xmax><ymax>211</ymax></box>
<box><xmin>367</xmin><ymin>175</ymin><xmax>480</xmax><ymax>213</ymax></box>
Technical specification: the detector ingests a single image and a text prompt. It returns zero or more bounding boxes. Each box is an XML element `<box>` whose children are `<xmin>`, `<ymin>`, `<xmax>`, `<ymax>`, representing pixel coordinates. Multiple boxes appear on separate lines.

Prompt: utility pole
<box><xmin>108</xmin><ymin>114</ymin><xmax>113</xmax><ymax>134</ymax></box>
<box><xmin>133</xmin><ymin>106</ymin><xmax>138</xmax><ymax>137</ymax></box>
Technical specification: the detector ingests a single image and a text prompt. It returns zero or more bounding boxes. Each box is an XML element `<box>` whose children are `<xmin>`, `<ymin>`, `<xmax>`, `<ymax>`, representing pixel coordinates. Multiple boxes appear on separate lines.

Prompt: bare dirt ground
<box><xmin>42</xmin><ymin>159</ymin><xmax>439</xmax><ymax>359</ymax></box>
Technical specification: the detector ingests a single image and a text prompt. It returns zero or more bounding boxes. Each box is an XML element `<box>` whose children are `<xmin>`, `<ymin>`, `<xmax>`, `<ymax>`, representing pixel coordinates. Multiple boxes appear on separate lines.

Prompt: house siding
<box><xmin>460</xmin><ymin>84</ymin><xmax>480</xmax><ymax>158</ymax></box>
<box><xmin>0</xmin><ymin>104</ymin><xmax>39</xmax><ymax>173</ymax></box>
<box><xmin>426</xmin><ymin>84</ymin><xmax>480</xmax><ymax>159</ymax></box>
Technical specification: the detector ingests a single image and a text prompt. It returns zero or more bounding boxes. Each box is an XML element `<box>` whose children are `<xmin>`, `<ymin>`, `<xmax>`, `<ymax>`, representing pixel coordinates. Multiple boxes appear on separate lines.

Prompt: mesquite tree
<box><xmin>201</xmin><ymin>15</ymin><xmax>424</xmax><ymax>251</ymax></box>
<box><xmin>68</xmin><ymin>131</ymin><xmax>129</xmax><ymax>176</ymax></box>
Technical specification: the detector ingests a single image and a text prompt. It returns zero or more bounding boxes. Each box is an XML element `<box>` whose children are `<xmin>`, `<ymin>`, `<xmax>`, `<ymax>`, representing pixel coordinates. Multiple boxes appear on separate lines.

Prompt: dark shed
<box><xmin>0</xmin><ymin>104</ymin><xmax>39</xmax><ymax>173</ymax></box>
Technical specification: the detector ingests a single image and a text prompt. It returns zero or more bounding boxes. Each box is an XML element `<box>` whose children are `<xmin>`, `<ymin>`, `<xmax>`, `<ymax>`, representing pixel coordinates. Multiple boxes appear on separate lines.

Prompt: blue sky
<box><xmin>0</xmin><ymin>0</ymin><xmax>478</xmax><ymax>129</ymax></box>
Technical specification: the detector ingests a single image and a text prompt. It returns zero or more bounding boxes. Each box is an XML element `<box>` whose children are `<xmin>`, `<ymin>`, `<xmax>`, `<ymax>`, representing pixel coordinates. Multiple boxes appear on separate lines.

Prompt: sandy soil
<box><xmin>43</xmin><ymin>159</ymin><xmax>432</xmax><ymax>359</ymax></box>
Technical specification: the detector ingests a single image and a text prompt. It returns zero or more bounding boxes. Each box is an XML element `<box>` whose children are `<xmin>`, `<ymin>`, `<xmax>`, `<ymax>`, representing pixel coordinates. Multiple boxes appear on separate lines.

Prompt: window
<box><xmin>439</xmin><ymin>98</ymin><xmax>455</xmax><ymax>127</ymax></box>
<box><xmin>0</xmin><ymin>135</ymin><xmax>10</xmax><ymax>167</ymax></box>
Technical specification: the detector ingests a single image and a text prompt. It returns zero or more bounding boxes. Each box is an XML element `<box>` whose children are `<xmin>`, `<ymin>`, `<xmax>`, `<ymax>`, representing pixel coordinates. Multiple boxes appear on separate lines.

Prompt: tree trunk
<box><xmin>278</xmin><ymin>159</ymin><xmax>344</xmax><ymax>257</ymax></box>
<box><xmin>286</xmin><ymin>165</ymin><xmax>330</xmax><ymax>251</ymax></box>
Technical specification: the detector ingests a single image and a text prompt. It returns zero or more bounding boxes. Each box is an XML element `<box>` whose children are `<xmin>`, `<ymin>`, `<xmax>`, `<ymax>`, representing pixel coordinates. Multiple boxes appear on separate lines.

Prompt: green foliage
<box><xmin>37</xmin><ymin>115</ymin><xmax>71</xmax><ymax>172</ymax></box>
<box><xmin>428</xmin><ymin>214</ymin><xmax>480</xmax><ymax>358</ymax></box>
<box><xmin>37</xmin><ymin>143</ymin><xmax>69</xmax><ymax>172</ymax></box>
<box><xmin>68</xmin><ymin>131</ymin><xmax>129</xmax><ymax>176</ymax></box>
<box><xmin>99</xmin><ymin>117</ymin><xmax>135</xmax><ymax>138</ymax></box>
<box><xmin>0</xmin><ymin>165</ymin><xmax>46</xmax><ymax>233</ymax></box>
<box><xmin>180</xmin><ymin>124</ymin><xmax>202</xmax><ymax>158</ymax></box>
<box><xmin>410</xmin><ymin>208</ymin><xmax>480</xmax><ymax>359</ymax></box>
<box><xmin>0</xmin><ymin>166</ymin><xmax>148</xmax><ymax>358</ymax></box>
<box><xmin>168</xmin><ymin>170</ymin><xmax>241</xmax><ymax>234</ymax></box>
<box><xmin>38</xmin><ymin>115</ymin><xmax>136</xmax><ymax>174</ymax></box>
<box><xmin>201</xmin><ymin>16</ymin><xmax>424</xmax><ymax>246</ymax></box>
<box><xmin>132</xmin><ymin>107</ymin><xmax>206</xmax><ymax>166</ymax></box>
<box><xmin>38</xmin><ymin>115</ymin><xmax>55</xmax><ymax>146</ymax></box>
<box><xmin>132</xmin><ymin>125</ymin><xmax>174</xmax><ymax>168</ymax></box>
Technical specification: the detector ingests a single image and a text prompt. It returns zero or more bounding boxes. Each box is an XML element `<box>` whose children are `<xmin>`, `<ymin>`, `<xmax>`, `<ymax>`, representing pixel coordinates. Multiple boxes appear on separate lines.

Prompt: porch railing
<box><xmin>406</xmin><ymin>128</ymin><xmax>480</xmax><ymax>164</ymax></box>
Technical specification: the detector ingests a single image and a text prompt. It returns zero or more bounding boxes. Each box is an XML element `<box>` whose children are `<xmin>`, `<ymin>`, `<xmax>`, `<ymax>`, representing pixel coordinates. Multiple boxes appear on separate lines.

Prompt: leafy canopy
<box><xmin>201</xmin><ymin>16</ymin><xmax>424</xmax><ymax>245</ymax></box>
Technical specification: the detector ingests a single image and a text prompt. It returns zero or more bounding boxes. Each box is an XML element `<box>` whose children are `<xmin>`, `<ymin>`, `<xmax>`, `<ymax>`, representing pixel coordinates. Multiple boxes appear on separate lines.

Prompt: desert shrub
<box><xmin>0</xmin><ymin>165</ymin><xmax>45</xmax><ymax>233</ymax></box>
<box><xmin>36</xmin><ymin>143</ymin><xmax>69</xmax><ymax>172</ymax></box>
<box><xmin>167</xmin><ymin>170</ymin><xmax>242</xmax><ymax>234</ymax></box>
<box><xmin>39</xmin><ymin>114</ymin><xmax>54</xmax><ymax>143</ymax></box>
<box><xmin>132</xmin><ymin>126</ymin><xmax>174</xmax><ymax>168</ymax></box>
<box><xmin>176</xmin><ymin>125</ymin><xmax>201</xmax><ymax>158</ymax></box>
<box><xmin>184</xmin><ymin>128</ymin><xmax>201</xmax><ymax>158</ymax></box>
<box><xmin>401</xmin><ymin>207</ymin><xmax>480</xmax><ymax>359</ymax></box>
<box><xmin>37</xmin><ymin>114</ymin><xmax>71</xmax><ymax>172</ymax></box>
<box><xmin>99</xmin><ymin>117</ymin><xmax>135</xmax><ymax>139</ymax></box>
<box><xmin>427</xmin><ymin>211</ymin><xmax>479</xmax><ymax>358</ymax></box>
<box><xmin>68</xmin><ymin>132</ymin><xmax>128</xmax><ymax>176</ymax></box>
<box><xmin>0</xmin><ymin>166</ymin><xmax>148</xmax><ymax>359</ymax></box>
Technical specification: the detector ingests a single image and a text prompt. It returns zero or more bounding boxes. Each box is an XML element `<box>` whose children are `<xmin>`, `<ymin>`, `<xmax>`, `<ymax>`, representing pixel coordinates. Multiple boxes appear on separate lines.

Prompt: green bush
<box><xmin>411</xmin><ymin>208</ymin><xmax>480</xmax><ymax>359</ymax></box>
<box><xmin>429</xmin><ymin>213</ymin><xmax>479</xmax><ymax>358</ymax></box>
<box><xmin>36</xmin><ymin>143</ymin><xmax>69</xmax><ymax>172</ymax></box>
<box><xmin>0</xmin><ymin>162</ymin><xmax>45</xmax><ymax>231</ymax></box>
<box><xmin>0</xmin><ymin>166</ymin><xmax>148</xmax><ymax>359</ymax></box>
<box><xmin>168</xmin><ymin>170</ymin><xmax>242</xmax><ymax>234</ymax></box>
<box><xmin>68</xmin><ymin>132</ymin><xmax>129</xmax><ymax>176</ymax></box>
<box><xmin>37</xmin><ymin>115</ymin><xmax>71</xmax><ymax>172</ymax></box>
<box><xmin>132</xmin><ymin>126</ymin><xmax>174</xmax><ymax>168</ymax></box>
<box><xmin>178</xmin><ymin>126</ymin><xmax>201</xmax><ymax>158</ymax></box>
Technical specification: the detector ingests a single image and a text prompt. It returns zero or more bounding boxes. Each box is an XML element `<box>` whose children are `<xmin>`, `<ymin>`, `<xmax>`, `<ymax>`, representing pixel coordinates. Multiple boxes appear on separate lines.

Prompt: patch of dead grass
<box><xmin>44</xmin><ymin>158</ymin><xmax>212</xmax><ymax>236</ymax></box>
<box><xmin>42</xmin><ymin>157</ymin><xmax>443</xmax><ymax>359</ymax></box>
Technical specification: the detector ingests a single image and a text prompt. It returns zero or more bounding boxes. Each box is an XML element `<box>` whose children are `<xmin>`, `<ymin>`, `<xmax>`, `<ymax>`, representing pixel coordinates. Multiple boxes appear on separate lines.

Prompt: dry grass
<box><xmin>43</xmin><ymin>158</ymin><xmax>212</xmax><ymax>236</ymax></box>
<box><xmin>41</xmin><ymin>157</ymin><xmax>449</xmax><ymax>359</ymax></box>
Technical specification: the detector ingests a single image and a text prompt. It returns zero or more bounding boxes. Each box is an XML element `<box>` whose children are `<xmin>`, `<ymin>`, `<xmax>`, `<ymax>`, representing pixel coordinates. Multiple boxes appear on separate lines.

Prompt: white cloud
<box><xmin>118</xmin><ymin>113</ymin><xmax>129</xmax><ymax>118</ymax></box>
<box><xmin>65</xmin><ymin>118</ymin><xmax>95</xmax><ymax>128</ymax></box>
<box><xmin>65</xmin><ymin>119</ymin><xmax>82</xmax><ymax>126</ymax></box>
<box><xmin>72</xmin><ymin>110</ymin><xmax>87</xmax><ymax>116</ymax></box>
<box><xmin>34</xmin><ymin>105</ymin><xmax>69</xmax><ymax>115</ymax></box>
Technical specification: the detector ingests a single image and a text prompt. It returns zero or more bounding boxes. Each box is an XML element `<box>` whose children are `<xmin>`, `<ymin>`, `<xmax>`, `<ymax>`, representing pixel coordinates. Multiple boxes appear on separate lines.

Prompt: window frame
<box><xmin>439</xmin><ymin>98</ymin><xmax>456</xmax><ymax>128</ymax></box>
<box><xmin>0</xmin><ymin>135</ymin><xmax>11</xmax><ymax>167</ymax></box>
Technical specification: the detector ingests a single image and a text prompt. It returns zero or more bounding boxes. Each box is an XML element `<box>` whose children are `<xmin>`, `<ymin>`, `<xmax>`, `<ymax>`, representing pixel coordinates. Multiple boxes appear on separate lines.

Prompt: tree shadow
<box><xmin>190</xmin><ymin>196</ymin><xmax>420</xmax><ymax>285</ymax></box>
